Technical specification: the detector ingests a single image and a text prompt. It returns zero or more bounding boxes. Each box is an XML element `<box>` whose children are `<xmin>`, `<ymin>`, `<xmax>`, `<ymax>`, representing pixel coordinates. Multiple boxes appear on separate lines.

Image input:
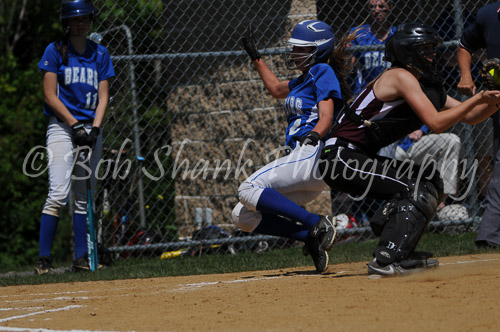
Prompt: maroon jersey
<box><xmin>328</xmin><ymin>77</ymin><xmax>446</xmax><ymax>156</ymax></box>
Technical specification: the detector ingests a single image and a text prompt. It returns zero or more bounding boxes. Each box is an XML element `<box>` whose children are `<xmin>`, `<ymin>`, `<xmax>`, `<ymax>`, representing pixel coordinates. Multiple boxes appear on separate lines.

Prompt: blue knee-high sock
<box><xmin>254</xmin><ymin>213</ymin><xmax>310</xmax><ymax>242</ymax></box>
<box><xmin>256</xmin><ymin>188</ymin><xmax>320</xmax><ymax>227</ymax></box>
<box><xmin>39</xmin><ymin>214</ymin><xmax>59</xmax><ymax>257</ymax></box>
<box><xmin>73</xmin><ymin>213</ymin><xmax>88</xmax><ymax>260</ymax></box>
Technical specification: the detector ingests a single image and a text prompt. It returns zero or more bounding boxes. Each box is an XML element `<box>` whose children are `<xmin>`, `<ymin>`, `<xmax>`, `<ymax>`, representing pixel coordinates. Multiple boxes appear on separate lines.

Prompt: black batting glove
<box><xmin>71</xmin><ymin>122</ymin><xmax>88</xmax><ymax>147</ymax></box>
<box><xmin>293</xmin><ymin>131</ymin><xmax>321</xmax><ymax>147</ymax></box>
<box><xmin>242</xmin><ymin>25</ymin><xmax>261</xmax><ymax>61</ymax></box>
<box><xmin>86</xmin><ymin>126</ymin><xmax>100</xmax><ymax>150</ymax></box>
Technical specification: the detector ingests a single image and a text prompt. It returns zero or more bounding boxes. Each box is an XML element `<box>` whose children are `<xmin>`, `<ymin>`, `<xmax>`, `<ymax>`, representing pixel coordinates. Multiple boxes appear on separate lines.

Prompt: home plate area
<box><xmin>1</xmin><ymin>254</ymin><xmax>499</xmax><ymax>332</ymax></box>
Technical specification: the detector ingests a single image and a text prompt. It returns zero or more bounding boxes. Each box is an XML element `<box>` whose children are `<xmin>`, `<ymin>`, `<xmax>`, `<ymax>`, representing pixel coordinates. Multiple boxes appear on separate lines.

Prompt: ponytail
<box><xmin>328</xmin><ymin>28</ymin><xmax>362</xmax><ymax>102</ymax></box>
<box><xmin>56</xmin><ymin>28</ymin><xmax>71</xmax><ymax>66</ymax></box>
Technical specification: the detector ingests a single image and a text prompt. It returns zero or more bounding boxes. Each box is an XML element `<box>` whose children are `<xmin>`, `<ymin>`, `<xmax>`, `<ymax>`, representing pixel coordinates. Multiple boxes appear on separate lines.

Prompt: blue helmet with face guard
<box><xmin>286</xmin><ymin>20</ymin><xmax>335</xmax><ymax>70</ymax></box>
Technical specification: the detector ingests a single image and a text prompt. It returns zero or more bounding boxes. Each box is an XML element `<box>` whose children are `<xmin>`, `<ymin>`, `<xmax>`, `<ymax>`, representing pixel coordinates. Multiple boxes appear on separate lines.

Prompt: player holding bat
<box><xmin>35</xmin><ymin>0</ymin><xmax>114</xmax><ymax>274</ymax></box>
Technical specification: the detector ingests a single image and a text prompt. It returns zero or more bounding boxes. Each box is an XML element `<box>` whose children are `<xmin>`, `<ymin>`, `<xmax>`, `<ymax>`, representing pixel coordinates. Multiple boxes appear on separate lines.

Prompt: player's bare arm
<box><xmin>42</xmin><ymin>71</ymin><xmax>78</xmax><ymax>126</ymax></box>
<box><xmin>253</xmin><ymin>59</ymin><xmax>290</xmax><ymax>99</ymax></box>
<box><xmin>311</xmin><ymin>98</ymin><xmax>334</xmax><ymax>138</ymax></box>
<box><xmin>457</xmin><ymin>46</ymin><xmax>476</xmax><ymax>96</ymax></box>
<box><xmin>444</xmin><ymin>91</ymin><xmax>500</xmax><ymax>125</ymax></box>
<box><xmin>372</xmin><ymin>67</ymin><xmax>409</xmax><ymax>101</ymax></box>
<box><xmin>92</xmin><ymin>80</ymin><xmax>110</xmax><ymax>128</ymax></box>
<box><xmin>387</xmin><ymin>68</ymin><xmax>497</xmax><ymax>133</ymax></box>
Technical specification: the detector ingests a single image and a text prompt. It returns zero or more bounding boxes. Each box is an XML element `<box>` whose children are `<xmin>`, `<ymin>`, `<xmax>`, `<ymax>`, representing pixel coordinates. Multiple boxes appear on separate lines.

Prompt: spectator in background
<box><xmin>349</xmin><ymin>0</ymin><xmax>396</xmax><ymax>95</ymax></box>
<box><xmin>458</xmin><ymin>1</ymin><xmax>500</xmax><ymax>248</ymax></box>
<box><xmin>433</xmin><ymin>4</ymin><xmax>476</xmax><ymax>94</ymax></box>
<box><xmin>336</xmin><ymin>0</ymin><xmax>396</xmax><ymax>225</ymax></box>
<box><xmin>395</xmin><ymin>125</ymin><xmax>462</xmax><ymax>207</ymax></box>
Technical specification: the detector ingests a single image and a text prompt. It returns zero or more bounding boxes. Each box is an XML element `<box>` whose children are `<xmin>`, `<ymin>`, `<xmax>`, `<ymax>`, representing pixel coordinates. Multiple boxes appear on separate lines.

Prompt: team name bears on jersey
<box><xmin>64</xmin><ymin>67</ymin><xmax>98</xmax><ymax>89</ymax></box>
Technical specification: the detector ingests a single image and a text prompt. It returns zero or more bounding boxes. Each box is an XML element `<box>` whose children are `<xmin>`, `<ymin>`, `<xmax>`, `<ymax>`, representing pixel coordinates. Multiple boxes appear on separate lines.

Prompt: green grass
<box><xmin>1</xmin><ymin>232</ymin><xmax>498</xmax><ymax>287</ymax></box>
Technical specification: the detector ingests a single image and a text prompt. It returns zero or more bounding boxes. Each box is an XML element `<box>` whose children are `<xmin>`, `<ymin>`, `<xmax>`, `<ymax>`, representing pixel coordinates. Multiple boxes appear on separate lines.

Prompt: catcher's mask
<box><xmin>385</xmin><ymin>22</ymin><xmax>443</xmax><ymax>83</ymax></box>
<box><xmin>285</xmin><ymin>20</ymin><xmax>335</xmax><ymax>70</ymax></box>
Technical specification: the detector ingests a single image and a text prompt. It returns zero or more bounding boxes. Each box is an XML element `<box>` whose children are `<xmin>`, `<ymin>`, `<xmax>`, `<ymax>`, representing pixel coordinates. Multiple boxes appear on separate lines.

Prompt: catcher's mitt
<box><xmin>481</xmin><ymin>58</ymin><xmax>500</xmax><ymax>90</ymax></box>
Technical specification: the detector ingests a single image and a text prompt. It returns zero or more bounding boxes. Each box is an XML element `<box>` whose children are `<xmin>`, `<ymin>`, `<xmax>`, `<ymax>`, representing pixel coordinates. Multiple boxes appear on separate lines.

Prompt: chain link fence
<box><xmin>90</xmin><ymin>0</ymin><xmax>494</xmax><ymax>260</ymax></box>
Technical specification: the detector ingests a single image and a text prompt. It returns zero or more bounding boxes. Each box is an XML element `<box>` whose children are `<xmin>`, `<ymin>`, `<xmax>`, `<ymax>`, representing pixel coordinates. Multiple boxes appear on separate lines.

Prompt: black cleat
<box><xmin>401</xmin><ymin>251</ymin><xmax>439</xmax><ymax>269</ymax></box>
<box><xmin>71</xmin><ymin>253</ymin><xmax>102</xmax><ymax>272</ymax></box>
<box><xmin>310</xmin><ymin>215</ymin><xmax>337</xmax><ymax>251</ymax></box>
<box><xmin>367</xmin><ymin>257</ymin><xmax>439</xmax><ymax>277</ymax></box>
<box><xmin>303</xmin><ymin>236</ymin><xmax>329</xmax><ymax>273</ymax></box>
<box><xmin>367</xmin><ymin>259</ymin><xmax>416</xmax><ymax>276</ymax></box>
<box><xmin>34</xmin><ymin>256</ymin><xmax>54</xmax><ymax>275</ymax></box>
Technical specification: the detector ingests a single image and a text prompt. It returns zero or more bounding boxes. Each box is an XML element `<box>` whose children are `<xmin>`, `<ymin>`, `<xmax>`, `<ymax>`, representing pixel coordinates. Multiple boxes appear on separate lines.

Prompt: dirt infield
<box><xmin>1</xmin><ymin>253</ymin><xmax>500</xmax><ymax>332</ymax></box>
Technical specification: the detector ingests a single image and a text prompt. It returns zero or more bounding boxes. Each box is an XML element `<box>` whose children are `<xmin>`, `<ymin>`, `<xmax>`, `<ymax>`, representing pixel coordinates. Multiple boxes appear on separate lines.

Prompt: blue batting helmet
<box><xmin>286</xmin><ymin>20</ymin><xmax>335</xmax><ymax>69</ymax></box>
<box><xmin>61</xmin><ymin>0</ymin><xmax>94</xmax><ymax>20</ymax></box>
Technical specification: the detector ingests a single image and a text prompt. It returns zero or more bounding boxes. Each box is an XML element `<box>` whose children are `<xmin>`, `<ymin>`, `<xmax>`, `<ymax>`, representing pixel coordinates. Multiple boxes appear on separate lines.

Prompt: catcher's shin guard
<box><xmin>373</xmin><ymin>179</ymin><xmax>441</xmax><ymax>265</ymax></box>
<box><xmin>370</xmin><ymin>195</ymin><xmax>400</xmax><ymax>237</ymax></box>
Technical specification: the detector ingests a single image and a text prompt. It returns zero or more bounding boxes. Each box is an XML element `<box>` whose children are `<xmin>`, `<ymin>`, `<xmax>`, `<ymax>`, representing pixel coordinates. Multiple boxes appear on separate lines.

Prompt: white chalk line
<box><xmin>174</xmin><ymin>270</ymin><xmax>361</xmax><ymax>291</ymax></box>
<box><xmin>1</xmin><ymin>288</ymin><xmax>141</xmax><ymax>305</ymax></box>
<box><xmin>0</xmin><ymin>305</ymin><xmax>83</xmax><ymax>323</ymax></box>
<box><xmin>175</xmin><ymin>276</ymin><xmax>284</xmax><ymax>291</ymax></box>
<box><xmin>0</xmin><ymin>305</ymin><xmax>129</xmax><ymax>332</ymax></box>
<box><xmin>0</xmin><ymin>287</ymin><xmax>137</xmax><ymax>300</ymax></box>
<box><xmin>439</xmin><ymin>258</ymin><xmax>500</xmax><ymax>266</ymax></box>
<box><xmin>0</xmin><ymin>308</ymin><xmax>43</xmax><ymax>312</ymax></box>
<box><xmin>3</xmin><ymin>296</ymin><xmax>93</xmax><ymax>304</ymax></box>
<box><xmin>0</xmin><ymin>291</ymin><xmax>88</xmax><ymax>299</ymax></box>
<box><xmin>0</xmin><ymin>327</ymin><xmax>126</xmax><ymax>332</ymax></box>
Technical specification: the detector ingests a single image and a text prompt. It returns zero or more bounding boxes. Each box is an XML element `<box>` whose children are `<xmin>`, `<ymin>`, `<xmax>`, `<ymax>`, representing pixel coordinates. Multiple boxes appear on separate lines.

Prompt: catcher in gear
<box><xmin>316</xmin><ymin>23</ymin><xmax>500</xmax><ymax>276</ymax></box>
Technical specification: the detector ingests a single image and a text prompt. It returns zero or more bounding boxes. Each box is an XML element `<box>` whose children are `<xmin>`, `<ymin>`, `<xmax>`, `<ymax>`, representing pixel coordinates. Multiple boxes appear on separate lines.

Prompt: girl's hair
<box><xmin>56</xmin><ymin>29</ymin><xmax>71</xmax><ymax>66</ymax></box>
<box><xmin>328</xmin><ymin>28</ymin><xmax>361</xmax><ymax>102</ymax></box>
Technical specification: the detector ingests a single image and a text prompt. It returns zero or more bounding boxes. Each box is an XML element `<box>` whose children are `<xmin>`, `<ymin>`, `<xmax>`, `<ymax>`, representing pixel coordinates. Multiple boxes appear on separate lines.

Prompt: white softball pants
<box><xmin>232</xmin><ymin>142</ymin><xmax>326</xmax><ymax>232</ymax></box>
<box><xmin>42</xmin><ymin>117</ymin><xmax>102</xmax><ymax>217</ymax></box>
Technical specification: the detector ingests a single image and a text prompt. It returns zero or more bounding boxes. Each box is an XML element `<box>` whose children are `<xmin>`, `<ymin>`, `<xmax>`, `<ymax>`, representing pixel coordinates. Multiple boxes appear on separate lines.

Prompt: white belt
<box><xmin>325</xmin><ymin>137</ymin><xmax>359</xmax><ymax>151</ymax></box>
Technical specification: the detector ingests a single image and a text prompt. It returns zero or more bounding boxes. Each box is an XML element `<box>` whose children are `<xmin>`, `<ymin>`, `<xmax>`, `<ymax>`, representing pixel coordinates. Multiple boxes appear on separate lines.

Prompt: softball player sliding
<box><xmin>233</xmin><ymin>20</ymin><xmax>356</xmax><ymax>272</ymax></box>
<box><xmin>35</xmin><ymin>0</ymin><xmax>114</xmax><ymax>275</ymax></box>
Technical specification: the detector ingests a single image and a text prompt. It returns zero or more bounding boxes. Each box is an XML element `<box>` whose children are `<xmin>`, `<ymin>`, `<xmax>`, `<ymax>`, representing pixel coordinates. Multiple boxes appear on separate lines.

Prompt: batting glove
<box><xmin>86</xmin><ymin>126</ymin><xmax>100</xmax><ymax>150</ymax></box>
<box><xmin>242</xmin><ymin>25</ymin><xmax>261</xmax><ymax>61</ymax></box>
<box><xmin>71</xmin><ymin>122</ymin><xmax>88</xmax><ymax>147</ymax></box>
<box><xmin>293</xmin><ymin>131</ymin><xmax>321</xmax><ymax>147</ymax></box>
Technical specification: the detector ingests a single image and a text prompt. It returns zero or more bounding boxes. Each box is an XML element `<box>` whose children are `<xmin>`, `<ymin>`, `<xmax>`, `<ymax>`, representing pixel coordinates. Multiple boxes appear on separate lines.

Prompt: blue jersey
<box><xmin>284</xmin><ymin>63</ymin><xmax>342</xmax><ymax>149</ymax></box>
<box><xmin>38</xmin><ymin>40</ymin><xmax>115</xmax><ymax>121</ymax></box>
<box><xmin>398</xmin><ymin>125</ymin><xmax>428</xmax><ymax>152</ymax></box>
<box><xmin>349</xmin><ymin>25</ymin><xmax>396</xmax><ymax>94</ymax></box>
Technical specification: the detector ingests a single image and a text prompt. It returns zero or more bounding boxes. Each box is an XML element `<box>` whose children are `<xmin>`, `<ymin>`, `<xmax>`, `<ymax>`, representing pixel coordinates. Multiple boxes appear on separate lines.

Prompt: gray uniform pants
<box><xmin>477</xmin><ymin>112</ymin><xmax>500</xmax><ymax>246</ymax></box>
